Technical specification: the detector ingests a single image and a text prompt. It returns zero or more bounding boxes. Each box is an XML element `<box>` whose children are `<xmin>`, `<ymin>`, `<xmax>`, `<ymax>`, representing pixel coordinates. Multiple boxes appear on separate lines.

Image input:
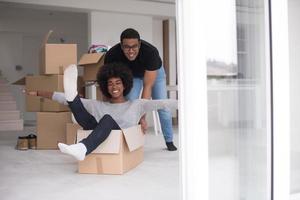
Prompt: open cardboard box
<box><xmin>77</xmin><ymin>125</ymin><xmax>144</xmax><ymax>175</ymax></box>
<box><xmin>40</xmin><ymin>30</ymin><xmax>77</xmax><ymax>75</ymax></box>
<box><xmin>78</xmin><ymin>53</ymin><xmax>105</xmax><ymax>81</ymax></box>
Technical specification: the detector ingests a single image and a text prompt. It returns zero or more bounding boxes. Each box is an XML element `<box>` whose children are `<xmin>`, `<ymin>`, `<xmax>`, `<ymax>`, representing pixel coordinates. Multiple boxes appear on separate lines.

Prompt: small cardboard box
<box><xmin>37</xmin><ymin>112</ymin><xmax>72</xmax><ymax>149</ymax></box>
<box><xmin>78</xmin><ymin>53</ymin><xmax>105</xmax><ymax>81</ymax></box>
<box><xmin>66</xmin><ymin>123</ymin><xmax>82</xmax><ymax>145</ymax></box>
<box><xmin>40</xmin><ymin>30</ymin><xmax>77</xmax><ymax>75</ymax></box>
<box><xmin>77</xmin><ymin>125</ymin><xmax>144</xmax><ymax>175</ymax></box>
<box><xmin>25</xmin><ymin>75</ymin><xmax>69</xmax><ymax>112</ymax></box>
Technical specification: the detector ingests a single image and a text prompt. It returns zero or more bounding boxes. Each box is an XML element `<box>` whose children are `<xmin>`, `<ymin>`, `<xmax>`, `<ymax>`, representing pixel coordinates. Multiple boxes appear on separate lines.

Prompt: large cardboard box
<box><xmin>40</xmin><ymin>30</ymin><xmax>77</xmax><ymax>75</ymax></box>
<box><xmin>37</xmin><ymin>112</ymin><xmax>72</xmax><ymax>149</ymax></box>
<box><xmin>78</xmin><ymin>53</ymin><xmax>105</xmax><ymax>81</ymax></box>
<box><xmin>77</xmin><ymin>125</ymin><xmax>144</xmax><ymax>175</ymax></box>
<box><xmin>25</xmin><ymin>75</ymin><xmax>69</xmax><ymax>112</ymax></box>
<box><xmin>66</xmin><ymin>123</ymin><xmax>82</xmax><ymax>145</ymax></box>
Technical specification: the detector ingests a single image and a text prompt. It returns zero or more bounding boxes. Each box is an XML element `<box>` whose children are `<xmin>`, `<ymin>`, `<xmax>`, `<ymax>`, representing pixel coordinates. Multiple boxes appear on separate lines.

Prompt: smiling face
<box><xmin>121</xmin><ymin>38</ymin><xmax>140</xmax><ymax>61</ymax></box>
<box><xmin>107</xmin><ymin>77</ymin><xmax>126</xmax><ymax>103</ymax></box>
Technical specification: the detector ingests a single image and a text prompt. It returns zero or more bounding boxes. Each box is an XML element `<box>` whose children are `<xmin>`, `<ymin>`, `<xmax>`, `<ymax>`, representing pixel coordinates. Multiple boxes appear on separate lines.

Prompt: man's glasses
<box><xmin>121</xmin><ymin>44</ymin><xmax>140</xmax><ymax>51</ymax></box>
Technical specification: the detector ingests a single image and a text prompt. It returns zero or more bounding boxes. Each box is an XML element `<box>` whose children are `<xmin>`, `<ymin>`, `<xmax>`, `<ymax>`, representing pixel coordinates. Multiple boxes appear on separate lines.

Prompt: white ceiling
<box><xmin>134</xmin><ymin>0</ymin><xmax>175</xmax><ymax>3</ymax></box>
<box><xmin>0</xmin><ymin>0</ymin><xmax>175</xmax><ymax>17</ymax></box>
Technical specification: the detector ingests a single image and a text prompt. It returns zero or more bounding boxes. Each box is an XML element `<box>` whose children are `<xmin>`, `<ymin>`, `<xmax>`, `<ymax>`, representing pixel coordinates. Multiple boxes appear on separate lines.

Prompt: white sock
<box><xmin>64</xmin><ymin>64</ymin><xmax>78</xmax><ymax>101</ymax></box>
<box><xmin>58</xmin><ymin>142</ymin><xmax>87</xmax><ymax>161</ymax></box>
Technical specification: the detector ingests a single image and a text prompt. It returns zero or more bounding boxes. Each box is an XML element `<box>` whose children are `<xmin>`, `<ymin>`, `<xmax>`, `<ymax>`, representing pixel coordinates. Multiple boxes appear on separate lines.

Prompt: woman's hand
<box><xmin>22</xmin><ymin>89</ymin><xmax>37</xmax><ymax>96</ymax></box>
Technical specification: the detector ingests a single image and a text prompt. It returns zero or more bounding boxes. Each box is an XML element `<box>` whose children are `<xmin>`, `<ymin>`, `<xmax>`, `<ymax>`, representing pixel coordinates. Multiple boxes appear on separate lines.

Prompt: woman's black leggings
<box><xmin>67</xmin><ymin>95</ymin><xmax>121</xmax><ymax>155</ymax></box>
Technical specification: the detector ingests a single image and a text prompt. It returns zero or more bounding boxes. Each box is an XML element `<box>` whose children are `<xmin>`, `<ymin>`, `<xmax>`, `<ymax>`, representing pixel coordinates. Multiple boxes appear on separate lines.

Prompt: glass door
<box><xmin>207</xmin><ymin>0</ymin><xmax>271</xmax><ymax>199</ymax></box>
<box><xmin>177</xmin><ymin>0</ymin><xmax>291</xmax><ymax>199</ymax></box>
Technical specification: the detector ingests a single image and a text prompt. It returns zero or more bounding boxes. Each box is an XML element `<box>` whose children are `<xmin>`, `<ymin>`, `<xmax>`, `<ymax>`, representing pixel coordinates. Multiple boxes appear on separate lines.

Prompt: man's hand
<box><xmin>139</xmin><ymin>116</ymin><xmax>148</xmax><ymax>134</ymax></box>
<box><xmin>141</xmin><ymin>70</ymin><xmax>157</xmax><ymax>99</ymax></box>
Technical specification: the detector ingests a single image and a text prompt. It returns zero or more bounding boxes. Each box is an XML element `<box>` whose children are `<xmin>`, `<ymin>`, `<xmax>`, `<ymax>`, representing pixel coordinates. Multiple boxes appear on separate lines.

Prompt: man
<box><xmin>104</xmin><ymin>28</ymin><xmax>177</xmax><ymax>151</ymax></box>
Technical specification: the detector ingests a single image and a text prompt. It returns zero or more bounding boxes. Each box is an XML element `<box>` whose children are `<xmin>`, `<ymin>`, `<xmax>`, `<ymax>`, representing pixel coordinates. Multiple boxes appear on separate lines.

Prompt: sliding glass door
<box><xmin>207</xmin><ymin>1</ymin><xmax>272</xmax><ymax>200</ymax></box>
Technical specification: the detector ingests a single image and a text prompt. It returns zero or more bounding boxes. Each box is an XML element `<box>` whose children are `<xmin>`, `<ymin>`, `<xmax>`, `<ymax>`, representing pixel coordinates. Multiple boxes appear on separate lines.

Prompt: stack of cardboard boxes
<box><xmin>27</xmin><ymin>31</ymin><xmax>77</xmax><ymax>149</ymax></box>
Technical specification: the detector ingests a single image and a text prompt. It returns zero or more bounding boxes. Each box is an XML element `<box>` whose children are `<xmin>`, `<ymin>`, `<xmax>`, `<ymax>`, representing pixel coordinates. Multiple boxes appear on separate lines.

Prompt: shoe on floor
<box><xmin>16</xmin><ymin>136</ymin><xmax>29</xmax><ymax>151</ymax></box>
<box><xmin>166</xmin><ymin>142</ymin><xmax>177</xmax><ymax>151</ymax></box>
<box><xmin>27</xmin><ymin>134</ymin><xmax>37</xmax><ymax>150</ymax></box>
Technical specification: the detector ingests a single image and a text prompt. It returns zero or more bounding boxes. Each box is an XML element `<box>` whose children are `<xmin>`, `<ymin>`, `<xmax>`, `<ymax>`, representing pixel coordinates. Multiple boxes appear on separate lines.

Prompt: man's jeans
<box><xmin>126</xmin><ymin>67</ymin><xmax>173</xmax><ymax>142</ymax></box>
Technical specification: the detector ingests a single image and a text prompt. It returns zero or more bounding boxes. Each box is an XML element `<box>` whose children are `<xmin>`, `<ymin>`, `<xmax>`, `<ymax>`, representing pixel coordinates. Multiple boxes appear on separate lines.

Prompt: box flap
<box><xmin>122</xmin><ymin>125</ymin><xmax>145</xmax><ymax>152</ymax></box>
<box><xmin>78</xmin><ymin>53</ymin><xmax>105</xmax><ymax>66</ymax></box>
<box><xmin>11</xmin><ymin>77</ymin><xmax>26</xmax><ymax>85</ymax></box>
<box><xmin>77</xmin><ymin>129</ymin><xmax>121</xmax><ymax>154</ymax></box>
<box><xmin>42</xmin><ymin>30</ymin><xmax>53</xmax><ymax>46</ymax></box>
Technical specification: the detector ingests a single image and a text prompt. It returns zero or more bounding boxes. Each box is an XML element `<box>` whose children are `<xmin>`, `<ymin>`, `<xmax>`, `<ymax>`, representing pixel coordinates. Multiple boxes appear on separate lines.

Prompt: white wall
<box><xmin>152</xmin><ymin>18</ymin><xmax>164</xmax><ymax>58</ymax></box>
<box><xmin>89</xmin><ymin>11</ymin><xmax>153</xmax><ymax>46</ymax></box>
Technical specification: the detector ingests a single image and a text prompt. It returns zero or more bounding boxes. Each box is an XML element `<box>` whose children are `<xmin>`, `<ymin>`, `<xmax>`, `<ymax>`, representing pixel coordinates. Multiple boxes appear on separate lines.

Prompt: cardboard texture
<box><xmin>40</xmin><ymin>30</ymin><xmax>77</xmax><ymax>75</ymax></box>
<box><xmin>77</xmin><ymin>125</ymin><xmax>144</xmax><ymax>175</ymax></box>
<box><xmin>11</xmin><ymin>77</ymin><xmax>26</xmax><ymax>85</ymax></box>
<box><xmin>26</xmin><ymin>75</ymin><xmax>64</xmax><ymax>91</ymax></box>
<box><xmin>26</xmin><ymin>95</ymin><xmax>69</xmax><ymax>112</ymax></box>
<box><xmin>36</xmin><ymin>112</ymin><xmax>72</xmax><ymax>149</ymax></box>
<box><xmin>25</xmin><ymin>75</ymin><xmax>69</xmax><ymax>112</ymax></box>
<box><xmin>78</xmin><ymin>53</ymin><xmax>105</xmax><ymax>81</ymax></box>
<box><xmin>66</xmin><ymin>123</ymin><xmax>82</xmax><ymax>145</ymax></box>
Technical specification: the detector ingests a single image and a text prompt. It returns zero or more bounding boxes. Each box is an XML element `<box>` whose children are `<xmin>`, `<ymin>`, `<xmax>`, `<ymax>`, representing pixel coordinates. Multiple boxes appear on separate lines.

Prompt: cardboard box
<box><xmin>66</xmin><ymin>123</ymin><xmax>82</xmax><ymax>145</ymax></box>
<box><xmin>26</xmin><ymin>95</ymin><xmax>69</xmax><ymax>112</ymax></box>
<box><xmin>37</xmin><ymin>112</ymin><xmax>72</xmax><ymax>149</ymax></box>
<box><xmin>77</xmin><ymin>125</ymin><xmax>144</xmax><ymax>175</ymax></box>
<box><xmin>40</xmin><ymin>30</ymin><xmax>77</xmax><ymax>75</ymax></box>
<box><xmin>78</xmin><ymin>53</ymin><xmax>105</xmax><ymax>81</ymax></box>
<box><xmin>25</xmin><ymin>75</ymin><xmax>69</xmax><ymax>112</ymax></box>
<box><xmin>11</xmin><ymin>77</ymin><xmax>26</xmax><ymax>85</ymax></box>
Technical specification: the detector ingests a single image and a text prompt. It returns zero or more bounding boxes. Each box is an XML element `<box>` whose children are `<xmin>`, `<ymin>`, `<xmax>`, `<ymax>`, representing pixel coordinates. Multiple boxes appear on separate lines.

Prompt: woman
<box><xmin>27</xmin><ymin>63</ymin><xmax>177</xmax><ymax>161</ymax></box>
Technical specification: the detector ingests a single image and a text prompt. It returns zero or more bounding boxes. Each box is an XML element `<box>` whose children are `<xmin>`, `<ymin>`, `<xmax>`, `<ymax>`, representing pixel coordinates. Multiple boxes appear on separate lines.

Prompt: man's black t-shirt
<box><xmin>104</xmin><ymin>40</ymin><xmax>162</xmax><ymax>78</ymax></box>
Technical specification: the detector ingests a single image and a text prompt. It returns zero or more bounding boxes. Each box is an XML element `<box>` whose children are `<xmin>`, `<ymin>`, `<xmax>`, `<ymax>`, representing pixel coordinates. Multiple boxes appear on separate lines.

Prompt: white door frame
<box><xmin>270</xmin><ymin>0</ymin><xmax>290</xmax><ymax>199</ymax></box>
<box><xmin>176</xmin><ymin>0</ymin><xmax>290</xmax><ymax>199</ymax></box>
<box><xmin>176</xmin><ymin>0</ymin><xmax>208</xmax><ymax>200</ymax></box>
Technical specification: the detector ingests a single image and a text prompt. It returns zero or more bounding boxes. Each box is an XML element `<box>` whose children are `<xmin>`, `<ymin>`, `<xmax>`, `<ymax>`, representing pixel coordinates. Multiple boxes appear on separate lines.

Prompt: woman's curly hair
<box><xmin>97</xmin><ymin>62</ymin><xmax>133</xmax><ymax>98</ymax></box>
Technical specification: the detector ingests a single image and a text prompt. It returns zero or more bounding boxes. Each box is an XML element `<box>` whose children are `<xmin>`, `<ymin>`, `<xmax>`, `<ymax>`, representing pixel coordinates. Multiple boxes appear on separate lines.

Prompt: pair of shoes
<box><xmin>16</xmin><ymin>134</ymin><xmax>37</xmax><ymax>150</ymax></box>
<box><xmin>166</xmin><ymin>142</ymin><xmax>177</xmax><ymax>151</ymax></box>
